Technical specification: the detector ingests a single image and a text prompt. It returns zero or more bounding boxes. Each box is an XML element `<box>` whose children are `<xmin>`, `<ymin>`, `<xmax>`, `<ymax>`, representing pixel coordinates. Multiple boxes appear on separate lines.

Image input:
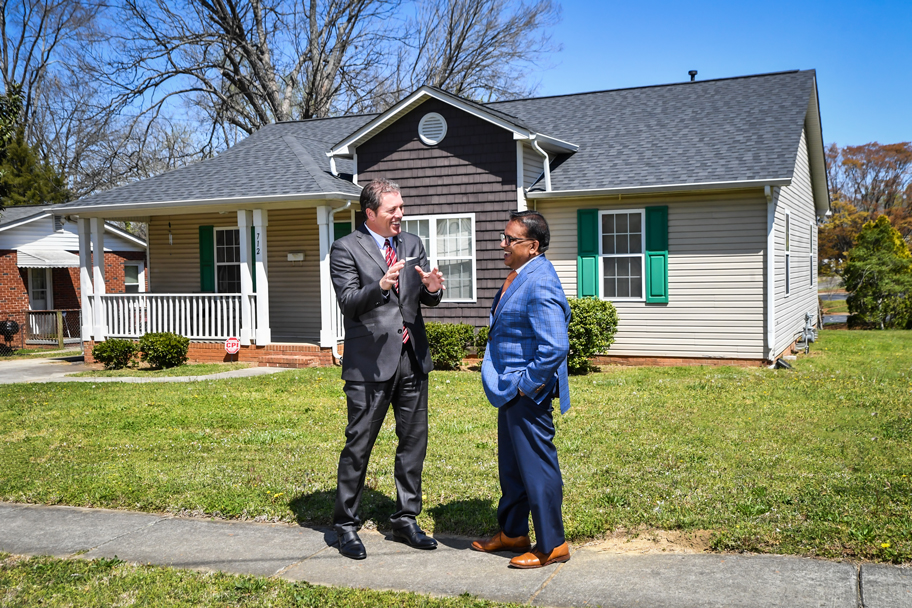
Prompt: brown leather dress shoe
<box><xmin>471</xmin><ymin>531</ymin><xmax>532</xmax><ymax>553</ymax></box>
<box><xmin>509</xmin><ymin>542</ymin><xmax>571</xmax><ymax>568</ymax></box>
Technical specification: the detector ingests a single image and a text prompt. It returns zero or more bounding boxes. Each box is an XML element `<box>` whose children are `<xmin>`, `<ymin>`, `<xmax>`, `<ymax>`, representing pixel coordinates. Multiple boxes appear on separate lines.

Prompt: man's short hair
<box><xmin>360</xmin><ymin>178</ymin><xmax>401</xmax><ymax>213</ymax></box>
<box><xmin>509</xmin><ymin>210</ymin><xmax>550</xmax><ymax>254</ymax></box>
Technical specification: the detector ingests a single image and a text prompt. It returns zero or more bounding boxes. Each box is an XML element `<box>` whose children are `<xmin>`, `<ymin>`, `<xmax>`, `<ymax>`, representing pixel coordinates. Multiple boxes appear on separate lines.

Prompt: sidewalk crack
<box><xmin>527</xmin><ymin>558</ymin><xmax>570</xmax><ymax>605</ymax></box>
<box><xmin>68</xmin><ymin>516</ymin><xmax>165</xmax><ymax>559</ymax></box>
<box><xmin>856</xmin><ymin>563</ymin><xmax>866</xmax><ymax>608</ymax></box>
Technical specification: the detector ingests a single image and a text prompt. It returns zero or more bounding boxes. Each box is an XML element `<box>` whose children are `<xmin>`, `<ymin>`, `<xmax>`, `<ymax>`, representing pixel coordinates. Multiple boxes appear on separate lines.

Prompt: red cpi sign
<box><xmin>225</xmin><ymin>337</ymin><xmax>241</xmax><ymax>355</ymax></box>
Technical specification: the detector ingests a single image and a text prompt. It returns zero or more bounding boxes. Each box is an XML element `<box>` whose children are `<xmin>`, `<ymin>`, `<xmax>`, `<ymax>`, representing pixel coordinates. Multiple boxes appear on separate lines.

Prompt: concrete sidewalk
<box><xmin>0</xmin><ymin>356</ymin><xmax>293</xmax><ymax>384</ymax></box>
<box><xmin>1</xmin><ymin>503</ymin><xmax>908</xmax><ymax>607</ymax></box>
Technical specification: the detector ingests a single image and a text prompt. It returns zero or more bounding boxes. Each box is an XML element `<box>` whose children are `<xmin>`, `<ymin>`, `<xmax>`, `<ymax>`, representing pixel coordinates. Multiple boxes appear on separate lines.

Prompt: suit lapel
<box><xmin>355</xmin><ymin>225</ymin><xmax>389</xmax><ymax>274</ymax></box>
<box><xmin>491</xmin><ymin>256</ymin><xmax>545</xmax><ymax>326</ymax></box>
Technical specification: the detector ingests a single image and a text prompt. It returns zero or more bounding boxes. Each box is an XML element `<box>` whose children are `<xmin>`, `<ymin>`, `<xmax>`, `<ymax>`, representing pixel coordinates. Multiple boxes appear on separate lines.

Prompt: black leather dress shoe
<box><xmin>337</xmin><ymin>530</ymin><xmax>366</xmax><ymax>560</ymax></box>
<box><xmin>392</xmin><ymin>523</ymin><xmax>437</xmax><ymax>549</ymax></box>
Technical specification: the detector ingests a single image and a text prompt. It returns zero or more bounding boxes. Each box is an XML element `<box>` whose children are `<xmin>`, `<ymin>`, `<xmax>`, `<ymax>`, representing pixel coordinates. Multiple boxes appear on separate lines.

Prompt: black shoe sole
<box><xmin>391</xmin><ymin>534</ymin><xmax>437</xmax><ymax>550</ymax></box>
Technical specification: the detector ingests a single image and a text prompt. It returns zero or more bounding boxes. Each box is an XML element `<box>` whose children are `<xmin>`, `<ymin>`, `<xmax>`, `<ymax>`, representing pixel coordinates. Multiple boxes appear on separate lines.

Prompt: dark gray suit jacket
<box><xmin>330</xmin><ymin>224</ymin><xmax>442</xmax><ymax>382</ymax></box>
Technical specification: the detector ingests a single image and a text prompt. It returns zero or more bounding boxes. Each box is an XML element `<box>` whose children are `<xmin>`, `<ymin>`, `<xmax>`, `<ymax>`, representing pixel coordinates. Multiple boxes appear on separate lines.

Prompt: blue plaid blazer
<box><xmin>481</xmin><ymin>255</ymin><xmax>571</xmax><ymax>414</ymax></box>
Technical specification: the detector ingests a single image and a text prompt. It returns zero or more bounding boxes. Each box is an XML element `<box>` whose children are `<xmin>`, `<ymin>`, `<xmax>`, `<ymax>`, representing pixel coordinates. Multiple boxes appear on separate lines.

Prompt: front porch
<box><xmin>75</xmin><ymin>206</ymin><xmax>353</xmax><ymax>368</ymax></box>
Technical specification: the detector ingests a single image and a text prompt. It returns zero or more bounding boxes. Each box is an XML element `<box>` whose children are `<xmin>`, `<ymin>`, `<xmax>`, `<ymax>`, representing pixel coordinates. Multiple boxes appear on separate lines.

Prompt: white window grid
<box><xmin>402</xmin><ymin>213</ymin><xmax>476</xmax><ymax>302</ymax></box>
<box><xmin>215</xmin><ymin>227</ymin><xmax>241</xmax><ymax>294</ymax></box>
<box><xmin>598</xmin><ymin>209</ymin><xmax>646</xmax><ymax>302</ymax></box>
<box><xmin>124</xmin><ymin>262</ymin><xmax>145</xmax><ymax>294</ymax></box>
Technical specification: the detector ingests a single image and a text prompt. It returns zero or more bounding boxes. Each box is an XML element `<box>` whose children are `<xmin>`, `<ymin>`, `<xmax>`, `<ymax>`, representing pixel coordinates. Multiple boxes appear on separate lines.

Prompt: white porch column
<box><xmin>90</xmin><ymin>217</ymin><xmax>107</xmax><ymax>340</ymax></box>
<box><xmin>77</xmin><ymin>218</ymin><xmax>94</xmax><ymax>340</ymax></box>
<box><xmin>317</xmin><ymin>205</ymin><xmax>335</xmax><ymax>347</ymax></box>
<box><xmin>237</xmin><ymin>210</ymin><xmax>254</xmax><ymax>345</ymax></box>
<box><xmin>252</xmin><ymin>209</ymin><xmax>270</xmax><ymax>344</ymax></box>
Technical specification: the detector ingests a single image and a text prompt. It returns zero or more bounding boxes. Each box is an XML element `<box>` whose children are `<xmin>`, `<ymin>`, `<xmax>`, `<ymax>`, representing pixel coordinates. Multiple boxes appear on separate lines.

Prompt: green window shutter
<box><xmin>199</xmin><ymin>225</ymin><xmax>215</xmax><ymax>293</ymax></box>
<box><xmin>577</xmin><ymin>209</ymin><xmax>599</xmax><ymax>298</ymax></box>
<box><xmin>644</xmin><ymin>206</ymin><xmax>669</xmax><ymax>303</ymax></box>
<box><xmin>250</xmin><ymin>226</ymin><xmax>257</xmax><ymax>292</ymax></box>
<box><xmin>334</xmin><ymin>221</ymin><xmax>352</xmax><ymax>241</ymax></box>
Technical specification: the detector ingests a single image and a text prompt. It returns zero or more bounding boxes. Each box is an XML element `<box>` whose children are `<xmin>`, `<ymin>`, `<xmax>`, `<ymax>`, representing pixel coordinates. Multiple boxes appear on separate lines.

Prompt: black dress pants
<box><xmin>333</xmin><ymin>343</ymin><xmax>428</xmax><ymax>534</ymax></box>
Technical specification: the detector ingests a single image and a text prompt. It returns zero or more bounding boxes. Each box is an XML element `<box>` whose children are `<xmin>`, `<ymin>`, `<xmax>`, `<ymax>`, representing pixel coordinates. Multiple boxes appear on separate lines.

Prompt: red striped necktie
<box><xmin>384</xmin><ymin>239</ymin><xmax>409</xmax><ymax>344</ymax></box>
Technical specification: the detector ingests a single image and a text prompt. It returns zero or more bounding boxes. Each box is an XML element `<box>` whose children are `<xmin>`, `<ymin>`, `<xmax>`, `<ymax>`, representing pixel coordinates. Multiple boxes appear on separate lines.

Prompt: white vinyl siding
<box><xmin>522</xmin><ymin>143</ymin><xmax>545</xmax><ymax>189</ymax></box>
<box><xmin>772</xmin><ymin>127</ymin><xmax>819</xmax><ymax>358</ymax></box>
<box><xmin>403</xmin><ymin>213</ymin><xmax>476</xmax><ymax>302</ymax></box>
<box><xmin>149</xmin><ymin>208</ymin><xmax>323</xmax><ymax>343</ymax></box>
<box><xmin>784</xmin><ymin>211</ymin><xmax>791</xmax><ymax>296</ymax></box>
<box><xmin>539</xmin><ymin>192</ymin><xmax>767</xmax><ymax>359</ymax></box>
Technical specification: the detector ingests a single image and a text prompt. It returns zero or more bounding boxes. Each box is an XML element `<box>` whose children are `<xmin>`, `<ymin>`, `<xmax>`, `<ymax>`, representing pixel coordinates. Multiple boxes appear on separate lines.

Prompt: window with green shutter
<box><xmin>577</xmin><ymin>206</ymin><xmax>669</xmax><ymax>303</ymax></box>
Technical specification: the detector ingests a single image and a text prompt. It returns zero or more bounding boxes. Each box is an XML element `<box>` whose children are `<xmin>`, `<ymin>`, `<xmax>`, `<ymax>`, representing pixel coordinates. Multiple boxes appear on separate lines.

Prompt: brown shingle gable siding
<box><xmin>358</xmin><ymin>98</ymin><xmax>517</xmax><ymax>327</ymax></box>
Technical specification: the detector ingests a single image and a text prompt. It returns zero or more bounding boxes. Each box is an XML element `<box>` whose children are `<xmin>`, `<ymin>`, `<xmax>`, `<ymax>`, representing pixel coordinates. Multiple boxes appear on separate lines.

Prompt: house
<box><xmin>0</xmin><ymin>204</ymin><xmax>147</xmax><ymax>349</ymax></box>
<box><xmin>57</xmin><ymin>69</ymin><xmax>828</xmax><ymax>366</ymax></box>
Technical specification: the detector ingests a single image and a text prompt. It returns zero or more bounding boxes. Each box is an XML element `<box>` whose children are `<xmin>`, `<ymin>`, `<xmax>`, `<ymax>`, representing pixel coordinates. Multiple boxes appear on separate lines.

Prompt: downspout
<box><xmin>765</xmin><ymin>185</ymin><xmax>777</xmax><ymax>366</ymax></box>
<box><xmin>531</xmin><ymin>136</ymin><xmax>551</xmax><ymax>192</ymax></box>
<box><xmin>329</xmin><ymin>200</ymin><xmax>353</xmax><ymax>363</ymax></box>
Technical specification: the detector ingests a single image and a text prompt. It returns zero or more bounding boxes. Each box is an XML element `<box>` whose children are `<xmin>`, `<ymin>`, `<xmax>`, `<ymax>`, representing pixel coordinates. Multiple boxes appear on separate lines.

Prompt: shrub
<box><xmin>139</xmin><ymin>332</ymin><xmax>190</xmax><ymax>369</ymax></box>
<box><xmin>844</xmin><ymin>215</ymin><xmax>912</xmax><ymax>329</ymax></box>
<box><xmin>92</xmin><ymin>339</ymin><xmax>138</xmax><ymax>370</ymax></box>
<box><xmin>425</xmin><ymin>322</ymin><xmax>474</xmax><ymax>370</ymax></box>
<box><xmin>474</xmin><ymin>326</ymin><xmax>489</xmax><ymax>359</ymax></box>
<box><xmin>568</xmin><ymin>298</ymin><xmax>618</xmax><ymax>374</ymax></box>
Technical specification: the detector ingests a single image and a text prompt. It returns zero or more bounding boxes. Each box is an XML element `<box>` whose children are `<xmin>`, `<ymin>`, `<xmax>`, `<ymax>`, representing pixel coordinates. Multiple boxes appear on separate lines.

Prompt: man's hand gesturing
<box><xmin>416</xmin><ymin>266</ymin><xmax>445</xmax><ymax>293</ymax></box>
<box><xmin>380</xmin><ymin>260</ymin><xmax>406</xmax><ymax>291</ymax></box>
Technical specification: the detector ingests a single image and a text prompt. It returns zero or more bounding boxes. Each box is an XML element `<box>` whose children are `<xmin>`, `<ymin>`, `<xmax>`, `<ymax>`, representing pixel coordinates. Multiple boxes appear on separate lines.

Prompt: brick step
<box><xmin>257</xmin><ymin>354</ymin><xmax>331</xmax><ymax>369</ymax></box>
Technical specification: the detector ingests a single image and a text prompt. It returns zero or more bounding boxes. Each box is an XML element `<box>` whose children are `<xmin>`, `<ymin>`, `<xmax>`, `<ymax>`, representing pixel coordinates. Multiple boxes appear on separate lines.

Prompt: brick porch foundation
<box><xmin>83</xmin><ymin>341</ymin><xmax>339</xmax><ymax>368</ymax></box>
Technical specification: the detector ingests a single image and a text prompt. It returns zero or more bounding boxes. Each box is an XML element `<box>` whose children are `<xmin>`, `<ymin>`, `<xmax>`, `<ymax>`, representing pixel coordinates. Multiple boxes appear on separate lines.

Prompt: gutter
<box><xmin>765</xmin><ymin>185</ymin><xmax>777</xmax><ymax>364</ymax></box>
<box><xmin>526</xmin><ymin>177</ymin><xmax>793</xmax><ymax>199</ymax></box>
<box><xmin>530</xmin><ymin>137</ymin><xmax>552</xmax><ymax>192</ymax></box>
<box><xmin>329</xmin><ymin>200</ymin><xmax>353</xmax><ymax>363</ymax></box>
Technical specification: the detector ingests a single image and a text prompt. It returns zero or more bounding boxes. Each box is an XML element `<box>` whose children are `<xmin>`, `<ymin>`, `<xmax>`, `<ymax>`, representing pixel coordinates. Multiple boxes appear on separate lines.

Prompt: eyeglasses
<box><xmin>500</xmin><ymin>233</ymin><xmax>535</xmax><ymax>245</ymax></box>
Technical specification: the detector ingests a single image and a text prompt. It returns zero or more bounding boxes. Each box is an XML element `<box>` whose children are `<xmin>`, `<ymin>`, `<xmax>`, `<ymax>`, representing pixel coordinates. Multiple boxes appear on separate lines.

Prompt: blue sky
<box><xmin>535</xmin><ymin>0</ymin><xmax>911</xmax><ymax>147</ymax></box>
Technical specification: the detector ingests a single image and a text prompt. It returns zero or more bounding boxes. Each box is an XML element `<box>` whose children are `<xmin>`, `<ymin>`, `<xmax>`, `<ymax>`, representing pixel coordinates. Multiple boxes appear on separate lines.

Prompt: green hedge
<box><xmin>92</xmin><ymin>339</ymin><xmax>138</xmax><ymax>370</ymax></box>
<box><xmin>425</xmin><ymin>322</ymin><xmax>475</xmax><ymax>370</ymax></box>
<box><xmin>139</xmin><ymin>332</ymin><xmax>190</xmax><ymax>369</ymax></box>
<box><xmin>568</xmin><ymin>297</ymin><xmax>618</xmax><ymax>374</ymax></box>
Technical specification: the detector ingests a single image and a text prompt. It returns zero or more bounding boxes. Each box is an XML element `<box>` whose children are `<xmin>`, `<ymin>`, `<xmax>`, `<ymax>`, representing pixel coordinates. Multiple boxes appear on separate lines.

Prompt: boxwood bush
<box><xmin>425</xmin><ymin>322</ymin><xmax>475</xmax><ymax>370</ymax></box>
<box><xmin>568</xmin><ymin>297</ymin><xmax>618</xmax><ymax>374</ymax></box>
<box><xmin>139</xmin><ymin>332</ymin><xmax>190</xmax><ymax>369</ymax></box>
<box><xmin>92</xmin><ymin>339</ymin><xmax>138</xmax><ymax>370</ymax></box>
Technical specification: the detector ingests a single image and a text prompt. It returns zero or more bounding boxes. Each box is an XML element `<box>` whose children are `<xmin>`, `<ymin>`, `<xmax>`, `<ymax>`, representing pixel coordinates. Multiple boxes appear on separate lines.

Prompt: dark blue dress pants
<box><xmin>497</xmin><ymin>393</ymin><xmax>565</xmax><ymax>553</ymax></box>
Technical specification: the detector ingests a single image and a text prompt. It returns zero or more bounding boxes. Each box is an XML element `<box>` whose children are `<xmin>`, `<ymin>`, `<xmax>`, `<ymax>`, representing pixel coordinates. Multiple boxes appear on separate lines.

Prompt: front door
<box><xmin>28</xmin><ymin>268</ymin><xmax>52</xmax><ymax>310</ymax></box>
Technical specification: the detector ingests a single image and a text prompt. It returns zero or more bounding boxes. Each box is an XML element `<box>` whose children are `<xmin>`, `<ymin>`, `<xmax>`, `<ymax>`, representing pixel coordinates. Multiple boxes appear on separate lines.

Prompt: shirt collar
<box><xmin>364</xmin><ymin>224</ymin><xmax>394</xmax><ymax>250</ymax></box>
<box><xmin>514</xmin><ymin>254</ymin><xmax>540</xmax><ymax>275</ymax></box>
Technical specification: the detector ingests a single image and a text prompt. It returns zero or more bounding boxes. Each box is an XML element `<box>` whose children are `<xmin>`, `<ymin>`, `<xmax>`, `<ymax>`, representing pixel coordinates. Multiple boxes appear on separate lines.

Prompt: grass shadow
<box><xmin>427</xmin><ymin>498</ymin><xmax>498</xmax><ymax>539</ymax></box>
<box><xmin>289</xmin><ymin>488</ymin><xmax>397</xmax><ymax>530</ymax></box>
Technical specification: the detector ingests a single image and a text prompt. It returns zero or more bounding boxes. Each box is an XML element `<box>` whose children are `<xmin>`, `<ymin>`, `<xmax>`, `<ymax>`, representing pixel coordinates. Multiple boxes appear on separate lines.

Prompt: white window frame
<box><xmin>784</xmin><ymin>211</ymin><xmax>791</xmax><ymax>296</ymax></box>
<box><xmin>123</xmin><ymin>261</ymin><xmax>146</xmax><ymax>294</ymax></box>
<box><xmin>402</xmin><ymin>213</ymin><xmax>477</xmax><ymax>303</ymax></box>
<box><xmin>215</xmin><ymin>226</ymin><xmax>242</xmax><ymax>294</ymax></box>
<box><xmin>598</xmin><ymin>209</ymin><xmax>646</xmax><ymax>302</ymax></box>
<box><xmin>27</xmin><ymin>268</ymin><xmax>54</xmax><ymax>310</ymax></box>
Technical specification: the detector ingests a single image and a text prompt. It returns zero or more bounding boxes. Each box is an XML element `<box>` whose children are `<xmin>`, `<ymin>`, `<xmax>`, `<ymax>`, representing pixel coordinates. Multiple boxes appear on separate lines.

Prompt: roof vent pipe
<box><xmin>689</xmin><ymin>70</ymin><xmax>698</xmax><ymax>82</ymax></box>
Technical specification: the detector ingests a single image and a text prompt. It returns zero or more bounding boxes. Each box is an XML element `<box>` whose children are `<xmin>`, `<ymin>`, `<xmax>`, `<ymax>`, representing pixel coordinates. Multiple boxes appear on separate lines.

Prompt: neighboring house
<box><xmin>0</xmin><ymin>204</ymin><xmax>147</xmax><ymax>347</ymax></box>
<box><xmin>57</xmin><ymin>69</ymin><xmax>828</xmax><ymax>366</ymax></box>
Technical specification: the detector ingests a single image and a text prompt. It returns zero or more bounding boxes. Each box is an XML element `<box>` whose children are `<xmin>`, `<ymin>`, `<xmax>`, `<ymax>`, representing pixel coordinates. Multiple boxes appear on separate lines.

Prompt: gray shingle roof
<box><xmin>58</xmin><ymin>70</ymin><xmax>818</xmax><ymax>210</ymax></box>
<box><xmin>0</xmin><ymin>204</ymin><xmax>63</xmax><ymax>227</ymax></box>
<box><xmin>489</xmin><ymin>70</ymin><xmax>817</xmax><ymax>192</ymax></box>
<box><xmin>60</xmin><ymin>115</ymin><xmax>374</xmax><ymax>210</ymax></box>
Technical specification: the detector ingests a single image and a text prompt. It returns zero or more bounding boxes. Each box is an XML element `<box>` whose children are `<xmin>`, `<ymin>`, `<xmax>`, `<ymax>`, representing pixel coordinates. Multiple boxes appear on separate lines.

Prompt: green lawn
<box><xmin>0</xmin><ymin>553</ymin><xmax>516</xmax><ymax>607</ymax></box>
<box><xmin>69</xmin><ymin>362</ymin><xmax>252</xmax><ymax>378</ymax></box>
<box><xmin>1</xmin><ymin>330</ymin><xmax>910</xmax><ymax>563</ymax></box>
<box><xmin>820</xmin><ymin>299</ymin><xmax>849</xmax><ymax>315</ymax></box>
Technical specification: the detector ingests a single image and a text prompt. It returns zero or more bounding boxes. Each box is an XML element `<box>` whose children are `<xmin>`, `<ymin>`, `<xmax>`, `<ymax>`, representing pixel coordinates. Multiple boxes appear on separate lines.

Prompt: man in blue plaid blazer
<box><xmin>472</xmin><ymin>211</ymin><xmax>572</xmax><ymax>569</ymax></box>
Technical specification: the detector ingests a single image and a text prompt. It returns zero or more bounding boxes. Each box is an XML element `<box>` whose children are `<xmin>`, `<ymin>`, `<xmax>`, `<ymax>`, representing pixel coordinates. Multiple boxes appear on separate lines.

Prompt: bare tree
<box><xmin>103</xmin><ymin>0</ymin><xmax>401</xmax><ymax>151</ymax></box>
<box><xmin>395</xmin><ymin>0</ymin><xmax>561</xmax><ymax>103</ymax></box>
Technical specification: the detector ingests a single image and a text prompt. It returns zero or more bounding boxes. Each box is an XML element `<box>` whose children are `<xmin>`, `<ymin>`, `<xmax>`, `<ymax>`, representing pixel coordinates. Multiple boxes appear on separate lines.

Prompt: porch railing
<box><xmin>26</xmin><ymin>310</ymin><xmax>82</xmax><ymax>346</ymax></box>
<box><xmin>100</xmin><ymin>294</ymin><xmax>257</xmax><ymax>341</ymax></box>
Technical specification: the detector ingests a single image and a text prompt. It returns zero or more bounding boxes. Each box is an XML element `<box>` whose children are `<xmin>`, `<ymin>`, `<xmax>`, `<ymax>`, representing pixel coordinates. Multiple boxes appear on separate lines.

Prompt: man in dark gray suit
<box><xmin>329</xmin><ymin>178</ymin><xmax>445</xmax><ymax>560</ymax></box>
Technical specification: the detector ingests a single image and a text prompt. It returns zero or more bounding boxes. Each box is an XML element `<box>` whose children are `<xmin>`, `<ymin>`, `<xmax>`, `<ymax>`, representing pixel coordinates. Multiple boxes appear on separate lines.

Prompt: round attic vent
<box><xmin>418</xmin><ymin>112</ymin><xmax>447</xmax><ymax>146</ymax></box>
